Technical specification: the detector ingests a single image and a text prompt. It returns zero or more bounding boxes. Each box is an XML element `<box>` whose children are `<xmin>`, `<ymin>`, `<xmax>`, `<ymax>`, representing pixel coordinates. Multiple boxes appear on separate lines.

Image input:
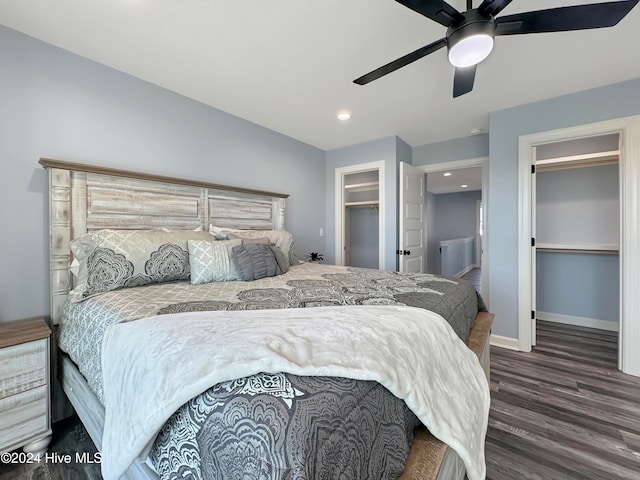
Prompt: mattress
<box><xmin>58</xmin><ymin>263</ymin><xmax>484</xmax><ymax>479</ymax></box>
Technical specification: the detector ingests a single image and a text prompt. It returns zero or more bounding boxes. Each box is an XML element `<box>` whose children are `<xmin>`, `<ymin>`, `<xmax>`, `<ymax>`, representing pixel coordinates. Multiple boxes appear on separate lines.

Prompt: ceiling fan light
<box><xmin>448</xmin><ymin>34</ymin><xmax>494</xmax><ymax>68</ymax></box>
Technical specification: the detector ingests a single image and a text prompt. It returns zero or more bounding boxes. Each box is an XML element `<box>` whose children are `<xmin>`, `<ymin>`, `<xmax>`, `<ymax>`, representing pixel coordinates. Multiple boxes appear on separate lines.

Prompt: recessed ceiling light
<box><xmin>469</xmin><ymin>128</ymin><xmax>483</xmax><ymax>135</ymax></box>
<box><xmin>461</xmin><ymin>184</ymin><xmax>469</xmax><ymax>188</ymax></box>
<box><xmin>337</xmin><ymin>112</ymin><xmax>352</xmax><ymax>121</ymax></box>
<box><xmin>443</xmin><ymin>172</ymin><xmax>452</xmax><ymax>177</ymax></box>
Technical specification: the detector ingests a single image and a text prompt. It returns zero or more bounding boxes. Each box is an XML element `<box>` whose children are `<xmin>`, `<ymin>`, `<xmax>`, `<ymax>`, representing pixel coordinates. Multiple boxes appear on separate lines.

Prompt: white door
<box><xmin>399</xmin><ymin>162</ymin><xmax>424</xmax><ymax>273</ymax></box>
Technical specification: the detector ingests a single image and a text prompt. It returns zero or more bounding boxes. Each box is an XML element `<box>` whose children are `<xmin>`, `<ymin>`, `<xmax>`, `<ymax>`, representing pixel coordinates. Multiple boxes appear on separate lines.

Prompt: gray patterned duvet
<box><xmin>59</xmin><ymin>263</ymin><xmax>483</xmax><ymax>479</ymax></box>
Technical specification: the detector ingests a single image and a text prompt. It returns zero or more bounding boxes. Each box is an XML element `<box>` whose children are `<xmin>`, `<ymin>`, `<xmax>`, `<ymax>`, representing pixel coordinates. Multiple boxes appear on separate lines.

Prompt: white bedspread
<box><xmin>101</xmin><ymin>305</ymin><xmax>490</xmax><ymax>480</ymax></box>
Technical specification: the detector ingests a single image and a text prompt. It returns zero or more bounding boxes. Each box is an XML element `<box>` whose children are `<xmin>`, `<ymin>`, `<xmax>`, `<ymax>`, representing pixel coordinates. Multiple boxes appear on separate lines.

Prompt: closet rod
<box><xmin>345</xmin><ymin>201</ymin><xmax>379</xmax><ymax>208</ymax></box>
<box><xmin>537</xmin><ymin>248</ymin><xmax>618</xmax><ymax>255</ymax></box>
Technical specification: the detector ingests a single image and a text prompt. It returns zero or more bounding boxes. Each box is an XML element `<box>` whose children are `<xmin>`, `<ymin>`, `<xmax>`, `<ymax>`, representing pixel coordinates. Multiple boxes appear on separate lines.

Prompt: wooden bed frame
<box><xmin>41</xmin><ymin>158</ymin><xmax>493</xmax><ymax>480</ymax></box>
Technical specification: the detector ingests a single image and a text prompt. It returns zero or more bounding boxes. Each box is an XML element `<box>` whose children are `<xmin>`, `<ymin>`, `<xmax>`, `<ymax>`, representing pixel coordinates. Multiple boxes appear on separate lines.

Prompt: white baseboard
<box><xmin>455</xmin><ymin>265</ymin><xmax>474</xmax><ymax>278</ymax></box>
<box><xmin>490</xmin><ymin>334</ymin><xmax>519</xmax><ymax>350</ymax></box>
<box><xmin>537</xmin><ymin>311</ymin><xmax>619</xmax><ymax>332</ymax></box>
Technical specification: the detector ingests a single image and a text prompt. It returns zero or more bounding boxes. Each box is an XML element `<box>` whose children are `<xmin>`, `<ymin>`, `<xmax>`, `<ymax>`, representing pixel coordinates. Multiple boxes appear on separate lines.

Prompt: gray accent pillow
<box><xmin>270</xmin><ymin>245</ymin><xmax>289</xmax><ymax>274</ymax></box>
<box><xmin>237</xmin><ymin>237</ymin><xmax>288</xmax><ymax>273</ymax></box>
<box><xmin>241</xmin><ymin>238</ymin><xmax>288</xmax><ymax>273</ymax></box>
<box><xmin>232</xmin><ymin>244</ymin><xmax>282</xmax><ymax>281</ymax></box>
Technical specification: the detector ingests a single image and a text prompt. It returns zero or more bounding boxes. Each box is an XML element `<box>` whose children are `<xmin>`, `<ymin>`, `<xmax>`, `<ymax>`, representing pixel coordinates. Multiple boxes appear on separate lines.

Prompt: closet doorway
<box><xmin>518</xmin><ymin>115</ymin><xmax>640</xmax><ymax>377</ymax></box>
<box><xmin>334</xmin><ymin>161</ymin><xmax>385</xmax><ymax>269</ymax></box>
<box><xmin>532</xmin><ymin>134</ymin><xmax>620</xmax><ymax>347</ymax></box>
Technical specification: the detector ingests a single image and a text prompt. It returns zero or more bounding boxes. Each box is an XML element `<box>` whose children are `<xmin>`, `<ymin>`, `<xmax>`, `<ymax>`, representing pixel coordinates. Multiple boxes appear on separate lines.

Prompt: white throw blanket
<box><xmin>101</xmin><ymin>305</ymin><xmax>490</xmax><ymax>480</ymax></box>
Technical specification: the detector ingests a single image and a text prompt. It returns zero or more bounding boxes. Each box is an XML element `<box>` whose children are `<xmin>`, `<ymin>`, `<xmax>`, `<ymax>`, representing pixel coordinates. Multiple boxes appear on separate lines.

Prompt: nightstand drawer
<box><xmin>0</xmin><ymin>339</ymin><xmax>48</xmax><ymax>400</ymax></box>
<box><xmin>0</xmin><ymin>385</ymin><xmax>49</xmax><ymax>451</ymax></box>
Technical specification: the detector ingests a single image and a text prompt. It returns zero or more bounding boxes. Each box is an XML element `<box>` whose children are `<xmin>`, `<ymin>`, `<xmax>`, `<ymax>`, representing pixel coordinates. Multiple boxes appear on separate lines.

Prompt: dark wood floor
<box><xmin>486</xmin><ymin>321</ymin><xmax>640</xmax><ymax>480</ymax></box>
<box><xmin>0</xmin><ymin>414</ymin><xmax>101</xmax><ymax>480</ymax></box>
<box><xmin>2</xmin><ymin>321</ymin><xmax>639</xmax><ymax>479</ymax></box>
<box><xmin>461</xmin><ymin>267</ymin><xmax>482</xmax><ymax>293</ymax></box>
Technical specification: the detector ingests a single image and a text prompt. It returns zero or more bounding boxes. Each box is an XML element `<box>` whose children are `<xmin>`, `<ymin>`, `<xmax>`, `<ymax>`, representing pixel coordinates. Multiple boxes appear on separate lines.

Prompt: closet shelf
<box><xmin>344</xmin><ymin>181</ymin><xmax>379</xmax><ymax>192</ymax></box>
<box><xmin>536</xmin><ymin>149</ymin><xmax>619</xmax><ymax>171</ymax></box>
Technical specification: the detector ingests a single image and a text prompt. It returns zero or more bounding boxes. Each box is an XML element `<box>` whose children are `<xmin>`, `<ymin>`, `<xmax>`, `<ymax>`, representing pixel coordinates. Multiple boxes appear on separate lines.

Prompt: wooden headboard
<box><xmin>40</xmin><ymin>158</ymin><xmax>289</xmax><ymax>325</ymax></box>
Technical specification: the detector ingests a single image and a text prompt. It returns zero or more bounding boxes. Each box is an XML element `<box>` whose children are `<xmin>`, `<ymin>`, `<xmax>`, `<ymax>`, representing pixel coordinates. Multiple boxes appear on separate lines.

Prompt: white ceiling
<box><xmin>426</xmin><ymin>167</ymin><xmax>483</xmax><ymax>194</ymax></box>
<box><xmin>2</xmin><ymin>0</ymin><xmax>639</xmax><ymax>151</ymax></box>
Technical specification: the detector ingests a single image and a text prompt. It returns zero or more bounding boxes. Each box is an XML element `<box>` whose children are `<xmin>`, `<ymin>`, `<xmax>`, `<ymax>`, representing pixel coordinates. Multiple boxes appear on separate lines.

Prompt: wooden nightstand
<box><xmin>0</xmin><ymin>317</ymin><xmax>52</xmax><ymax>455</ymax></box>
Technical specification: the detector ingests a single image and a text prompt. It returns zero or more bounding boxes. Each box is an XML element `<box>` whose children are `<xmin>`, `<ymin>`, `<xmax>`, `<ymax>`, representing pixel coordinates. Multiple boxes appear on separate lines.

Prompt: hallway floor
<box><xmin>461</xmin><ymin>267</ymin><xmax>482</xmax><ymax>293</ymax></box>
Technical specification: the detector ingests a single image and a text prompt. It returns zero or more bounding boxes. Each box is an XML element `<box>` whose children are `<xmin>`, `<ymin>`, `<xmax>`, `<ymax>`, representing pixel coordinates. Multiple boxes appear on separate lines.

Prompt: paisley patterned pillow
<box><xmin>69</xmin><ymin>229</ymin><xmax>213</xmax><ymax>301</ymax></box>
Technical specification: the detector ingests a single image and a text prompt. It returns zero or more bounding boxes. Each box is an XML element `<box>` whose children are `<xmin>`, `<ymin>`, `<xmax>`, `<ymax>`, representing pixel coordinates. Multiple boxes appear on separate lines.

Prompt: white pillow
<box><xmin>188</xmin><ymin>239</ymin><xmax>242</xmax><ymax>284</ymax></box>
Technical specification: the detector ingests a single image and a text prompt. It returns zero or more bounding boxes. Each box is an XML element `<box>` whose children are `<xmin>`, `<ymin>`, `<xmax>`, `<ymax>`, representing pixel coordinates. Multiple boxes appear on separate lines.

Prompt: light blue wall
<box><xmin>413</xmin><ymin>134</ymin><xmax>489</xmax><ymax>166</ymax></box>
<box><xmin>536</xmin><ymin>252</ymin><xmax>619</xmax><ymax>322</ymax></box>
<box><xmin>396</xmin><ymin>137</ymin><xmax>413</xmax><ymax>166</ymax></box>
<box><xmin>325</xmin><ymin>136</ymin><xmax>403</xmax><ymax>271</ymax></box>
<box><xmin>488</xmin><ymin>77</ymin><xmax>640</xmax><ymax>339</ymax></box>
<box><xmin>433</xmin><ymin>191</ymin><xmax>481</xmax><ymax>244</ymax></box>
<box><xmin>0</xmin><ymin>25</ymin><xmax>325</xmax><ymax>322</ymax></box>
<box><xmin>537</xmin><ymin>165</ymin><xmax>619</xmax><ymax>246</ymax></box>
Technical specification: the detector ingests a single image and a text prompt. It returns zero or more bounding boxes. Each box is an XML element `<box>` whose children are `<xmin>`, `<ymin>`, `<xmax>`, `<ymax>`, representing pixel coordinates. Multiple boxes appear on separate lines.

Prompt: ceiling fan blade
<box><xmin>354</xmin><ymin>38</ymin><xmax>447</xmax><ymax>85</ymax></box>
<box><xmin>395</xmin><ymin>0</ymin><xmax>463</xmax><ymax>27</ymax></box>
<box><xmin>453</xmin><ymin>65</ymin><xmax>476</xmax><ymax>98</ymax></box>
<box><xmin>478</xmin><ymin>0</ymin><xmax>513</xmax><ymax>17</ymax></box>
<box><xmin>495</xmin><ymin>0</ymin><xmax>639</xmax><ymax>36</ymax></box>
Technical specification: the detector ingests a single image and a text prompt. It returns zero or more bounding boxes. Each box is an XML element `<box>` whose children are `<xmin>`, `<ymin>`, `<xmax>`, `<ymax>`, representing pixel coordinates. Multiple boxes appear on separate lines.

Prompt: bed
<box><xmin>40</xmin><ymin>158</ymin><xmax>493</xmax><ymax>480</ymax></box>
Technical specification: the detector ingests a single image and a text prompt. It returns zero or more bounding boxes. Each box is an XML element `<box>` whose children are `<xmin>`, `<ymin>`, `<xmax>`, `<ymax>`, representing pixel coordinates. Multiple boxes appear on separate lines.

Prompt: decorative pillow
<box><xmin>210</xmin><ymin>226</ymin><xmax>298</xmax><ymax>265</ymax></box>
<box><xmin>187</xmin><ymin>239</ymin><xmax>242</xmax><ymax>284</ymax></box>
<box><xmin>231</xmin><ymin>244</ymin><xmax>283</xmax><ymax>281</ymax></box>
<box><xmin>239</xmin><ymin>236</ymin><xmax>270</xmax><ymax>245</ymax></box>
<box><xmin>270</xmin><ymin>245</ymin><xmax>289</xmax><ymax>274</ymax></box>
<box><xmin>234</xmin><ymin>237</ymin><xmax>288</xmax><ymax>274</ymax></box>
<box><xmin>69</xmin><ymin>229</ymin><xmax>212</xmax><ymax>301</ymax></box>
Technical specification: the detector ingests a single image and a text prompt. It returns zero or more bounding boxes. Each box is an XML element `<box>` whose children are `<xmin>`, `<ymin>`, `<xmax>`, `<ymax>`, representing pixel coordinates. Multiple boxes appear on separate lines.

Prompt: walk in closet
<box><xmin>535</xmin><ymin>134</ymin><xmax>620</xmax><ymax>333</ymax></box>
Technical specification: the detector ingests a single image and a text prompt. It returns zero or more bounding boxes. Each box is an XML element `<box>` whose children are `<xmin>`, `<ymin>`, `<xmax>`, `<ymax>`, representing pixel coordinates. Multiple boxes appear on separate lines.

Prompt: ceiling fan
<box><xmin>353</xmin><ymin>0</ymin><xmax>639</xmax><ymax>97</ymax></box>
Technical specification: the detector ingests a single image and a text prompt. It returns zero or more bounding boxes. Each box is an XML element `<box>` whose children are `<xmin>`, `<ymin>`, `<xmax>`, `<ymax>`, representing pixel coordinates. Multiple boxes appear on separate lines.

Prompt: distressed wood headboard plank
<box><xmin>49</xmin><ymin>168</ymin><xmax>72</xmax><ymax>325</ymax></box>
<box><xmin>83</xmin><ymin>173</ymin><xmax>205</xmax><ymax>231</ymax></box>
<box><xmin>40</xmin><ymin>159</ymin><xmax>288</xmax><ymax>325</ymax></box>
